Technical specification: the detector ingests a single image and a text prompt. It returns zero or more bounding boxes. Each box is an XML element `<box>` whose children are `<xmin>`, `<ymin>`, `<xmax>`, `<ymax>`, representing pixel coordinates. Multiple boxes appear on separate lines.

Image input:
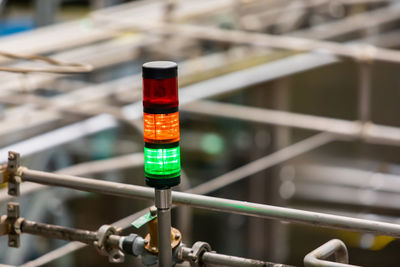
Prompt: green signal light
<box><xmin>144</xmin><ymin>145</ymin><xmax>181</xmax><ymax>179</ymax></box>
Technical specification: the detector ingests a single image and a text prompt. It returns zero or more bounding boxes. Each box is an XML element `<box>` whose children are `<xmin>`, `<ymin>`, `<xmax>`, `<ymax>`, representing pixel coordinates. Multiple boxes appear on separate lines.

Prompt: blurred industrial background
<box><xmin>1</xmin><ymin>0</ymin><xmax>400</xmax><ymax>266</ymax></box>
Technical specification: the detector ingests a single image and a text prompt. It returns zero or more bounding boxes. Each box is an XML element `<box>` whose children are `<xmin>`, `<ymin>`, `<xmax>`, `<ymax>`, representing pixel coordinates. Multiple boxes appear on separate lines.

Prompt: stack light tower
<box><xmin>142</xmin><ymin>61</ymin><xmax>180</xmax><ymax>267</ymax></box>
<box><xmin>143</xmin><ymin>61</ymin><xmax>181</xmax><ymax>188</ymax></box>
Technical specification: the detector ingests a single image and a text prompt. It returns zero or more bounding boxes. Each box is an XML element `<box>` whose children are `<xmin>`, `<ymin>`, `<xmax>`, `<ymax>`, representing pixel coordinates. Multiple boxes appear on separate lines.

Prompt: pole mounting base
<box><xmin>7</xmin><ymin>151</ymin><xmax>21</xmax><ymax>197</ymax></box>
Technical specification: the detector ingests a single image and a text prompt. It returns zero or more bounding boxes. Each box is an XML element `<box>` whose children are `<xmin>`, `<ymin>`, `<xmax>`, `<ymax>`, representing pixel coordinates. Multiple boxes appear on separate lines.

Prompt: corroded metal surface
<box><xmin>21</xmin><ymin>220</ymin><xmax>97</xmax><ymax>244</ymax></box>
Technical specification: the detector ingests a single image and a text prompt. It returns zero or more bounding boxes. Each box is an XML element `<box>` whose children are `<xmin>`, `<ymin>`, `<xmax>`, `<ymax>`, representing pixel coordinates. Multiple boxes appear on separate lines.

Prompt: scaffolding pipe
<box><xmin>201</xmin><ymin>252</ymin><xmax>290</xmax><ymax>267</ymax></box>
<box><xmin>21</xmin><ymin>220</ymin><xmax>98</xmax><ymax>245</ymax></box>
<box><xmin>18</xmin><ymin>167</ymin><xmax>400</xmax><ymax>239</ymax></box>
<box><xmin>182</xmin><ymin>100</ymin><xmax>400</xmax><ymax>146</ymax></box>
<box><xmin>106</xmin><ymin>18</ymin><xmax>400</xmax><ymax>63</ymax></box>
<box><xmin>357</xmin><ymin>63</ymin><xmax>372</xmax><ymax>123</ymax></box>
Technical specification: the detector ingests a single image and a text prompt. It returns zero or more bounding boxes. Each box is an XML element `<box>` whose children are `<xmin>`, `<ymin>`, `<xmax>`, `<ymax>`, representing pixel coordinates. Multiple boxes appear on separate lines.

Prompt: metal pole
<box><xmin>155</xmin><ymin>189</ymin><xmax>172</xmax><ymax>267</ymax></box>
<box><xmin>21</xmin><ymin>220</ymin><xmax>98</xmax><ymax>245</ymax></box>
<box><xmin>34</xmin><ymin>0</ymin><xmax>59</xmax><ymax>27</ymax></box>
<box><xmin>182</xmin><ymin>100</ymin><xmax>400</xmax><ymax>146</ymax></box>
<box><xmin>358</xmin><ymin>62</ymin><xmax>372</xmax><ymax>123</ymax></box>
<box><xmin>201</xmin><ymin>251</ymin><xmax>292</xmax><ymax>267</ymax></box>
<box><xmin>19</xmin><ymin>167</ymin><xmax>400</xmax><ymax>239</ymax></box>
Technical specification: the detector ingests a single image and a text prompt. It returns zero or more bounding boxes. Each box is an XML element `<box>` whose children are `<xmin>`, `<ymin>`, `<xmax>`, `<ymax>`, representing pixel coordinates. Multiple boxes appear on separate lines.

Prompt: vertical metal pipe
<box><xmin>270</xmin><ymin>78</ymin><xmax>290</xmax><ymax>262</ymax></box>
<box><xmin>155</xmin><ymin>189</ymin><xmax>172</xmax><ymax>267</ymax></box>
<box><xmin>358</xmin><ymin>62</ymin><xmax>371</xmax><ymax>123</ymax></box>
<box><xmin>34</xmin><ymin>0</ymin><xmax>59</xmax><ymax>27</ymax></box>
<box><xmin>248</xmin><ymin>82</ymin><xmax>268</xmax><ymax>259</ymax></box>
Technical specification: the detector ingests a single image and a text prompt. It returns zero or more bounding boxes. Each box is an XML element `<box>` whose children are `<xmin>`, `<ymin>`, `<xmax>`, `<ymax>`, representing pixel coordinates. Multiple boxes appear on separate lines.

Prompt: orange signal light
<box><xmin>143</xmin><ymin>112</ymin><xmax>180</xmax><ymax>143</ymax></box>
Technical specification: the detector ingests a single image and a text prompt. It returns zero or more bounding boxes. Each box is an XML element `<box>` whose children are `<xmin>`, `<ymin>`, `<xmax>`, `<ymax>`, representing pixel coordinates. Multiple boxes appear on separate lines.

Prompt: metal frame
<box><xmin>15</xmin><ymin>166</ymin><xmax>400</xmax><ymax>239</ymax></box>
<box><xmin>1</xmin><ymin>0</ymin><xmax>400</xmax><ymax>266</ymax></box>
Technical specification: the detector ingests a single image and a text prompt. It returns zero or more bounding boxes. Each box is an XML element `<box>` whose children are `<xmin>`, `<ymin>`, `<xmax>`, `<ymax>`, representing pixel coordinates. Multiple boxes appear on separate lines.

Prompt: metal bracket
<box><xmin>95</xmin><ymin>225</ymin><xmax>125</xmax><ymax>263</ymax></box>
<box><xmin>0</xmin><ymin>215</ymin><xmax>7</xmax><ymax>236</ymax></box>
<box><xmin>0</xmin><ymin>164</ymin><xmax>8</xmax><ymax>185</ymax></box>
<box><xmin>179</xmin><ymin>241</ymin><xmax>212</xmax><ymax>267</ymax></box>
<box><xmin>6</xmin><ymin>202</ymin><xmax>20</xmax><ymax>247</ymax></box>
<box><xmin>7</xmin><ymin>151</ymin><xmax>21</xmax><ymax>196</ymax></box>
<box><xmin>142</xmin><ymin>206</ymin><xmax>182</xmax><ymax>255</ymax></box>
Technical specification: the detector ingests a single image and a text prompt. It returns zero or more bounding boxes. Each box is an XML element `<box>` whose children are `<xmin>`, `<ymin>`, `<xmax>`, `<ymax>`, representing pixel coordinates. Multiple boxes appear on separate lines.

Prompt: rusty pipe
<box><xmin>21</xmin><ymin>219</ymin><xmax>98</xmax><ymax>245</ymax></box>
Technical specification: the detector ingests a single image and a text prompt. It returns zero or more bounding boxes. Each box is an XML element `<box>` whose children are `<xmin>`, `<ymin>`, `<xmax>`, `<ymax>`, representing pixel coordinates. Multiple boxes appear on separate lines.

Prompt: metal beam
<box><xmin>181</xmin><ymin>100</ymin><xmax>400</xmax><ymax>146</ymax></box>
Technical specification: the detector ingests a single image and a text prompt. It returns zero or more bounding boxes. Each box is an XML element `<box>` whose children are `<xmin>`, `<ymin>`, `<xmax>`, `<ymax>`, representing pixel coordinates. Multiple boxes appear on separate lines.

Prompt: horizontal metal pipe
<box><xmin>112</xmin><ymin>12</ymin><xmax>400</xmax><ymax>63</ymax></box>
<box><xmin>201</xmin><ymin>252</ymin><xmax>292</xmax><ymax>267</ymax></box>
<box><xmin>183</xmin><ymin>100</ymin><xmax>359</xmax><ymax>137</ymax></box>
<box><xmin>183</xmin><ymin>100</ymin><xmax>400</xmax><ymax>146</ymax></box>
<box><xmin>0</xmin><ymin>152</ymin><xmax>145</xmax><ymax>203</ymax></box>
<box><xmin>172</xmin><ymin>191</ymin><xmax>400</xmax><ymax>238</ymax></box>
<box><xmin>21</xmin><ymin>220</ymin><xmax>97</xmax><ymax>245</ymax></box>
<box><xmin>21</xmin><ymin>168</ymin><xmax>154</xmax><ymax>200</ymax></box>
<box><xmin>19</xmin><ymin>168</ymin><xmax>400</xmax><ymax>238</ymax></box>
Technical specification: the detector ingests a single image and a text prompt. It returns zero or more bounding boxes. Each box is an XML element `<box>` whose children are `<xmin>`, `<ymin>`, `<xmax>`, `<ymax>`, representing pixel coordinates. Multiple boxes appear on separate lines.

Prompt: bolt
<box><xmin>174</xmin><ymin>233</ymin><xmax>180</xmax><ymax>240</ymax></box>
<box><xmin>144</xmin><ymin>239</ymin><xmax>149</xmax><ymax>245</ymax></box>
<box><xmin>150</xmin><ymin>206</ymin><xmax>157</xmax><ymax>216</ymax></box>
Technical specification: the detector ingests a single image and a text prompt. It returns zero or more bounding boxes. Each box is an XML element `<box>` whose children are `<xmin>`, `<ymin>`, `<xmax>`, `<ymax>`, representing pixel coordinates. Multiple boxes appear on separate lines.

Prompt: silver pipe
<box><xmin>0</xmin><ymin>152</ymin><xmax>144</xmax><ymax>203</ymax></box>
<box><xmin>304</xmin><ymin>239</ymin><xmax>361</xmax><ymax>267</ymax></box>
<box><xmin>182</xmin><ymin>100</ymin><xmax>400</xmax><ymax>147</ymax></box>
<box><xmin>155</xmin><ymin>189</ymin><xmax>172</xmax><ymax>267</ymax></box>
<box><xmin>182</xmin><ymin>100</ymin><xmax>358</xmax><ymax>136</ymax></box>
<box><xmin>20</xmin><ymin>168</ymin><xmax>154</xmax><ymax>200</ymax></box>
<box><xmin>201</xmin><ymin>251</ymin><xmax>291</xmax><ymax>267</ymax></box>
<box><xmin>19</xmin><ymin>166</ymin><xmax>400</xmax><ymax>238</ymax></box>
<box><xmin>111</xmin><ymin>18</ymin><xmax>400</xmax><ymax>64</ymax></box>
<box><xmin>358</xmin><ymin>62</ymin><xmax>371</xmax><ymax>123</ymax></box>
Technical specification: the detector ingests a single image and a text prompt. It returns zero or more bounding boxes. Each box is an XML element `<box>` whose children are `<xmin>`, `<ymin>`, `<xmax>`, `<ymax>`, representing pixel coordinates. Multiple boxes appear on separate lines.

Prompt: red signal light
<box><xmin>142</xmin><ymin>61</ymin><xmax>178</xmax><ymax>111</ymax></box>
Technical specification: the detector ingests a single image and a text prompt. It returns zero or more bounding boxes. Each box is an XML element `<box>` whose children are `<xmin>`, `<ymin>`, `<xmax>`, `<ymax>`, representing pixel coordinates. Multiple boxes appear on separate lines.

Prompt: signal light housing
<box><xmin>143</xmin><ymin>112</ymin><xmax>180</xmax><ymax>144</ymax></box>
<box><xmin>144</xmin><ymin>143</ymin><xmax>181</xmax><ymax>188</ymax></box>
<box><xmin>142</xmin><ymin>61</ymin><xmax>181</xmax><ymax>189</ymax></box>
<box><xmin>143</xmin><ymin>61</ymin><xmax>178</xmax><ymax>112</ymax></box>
